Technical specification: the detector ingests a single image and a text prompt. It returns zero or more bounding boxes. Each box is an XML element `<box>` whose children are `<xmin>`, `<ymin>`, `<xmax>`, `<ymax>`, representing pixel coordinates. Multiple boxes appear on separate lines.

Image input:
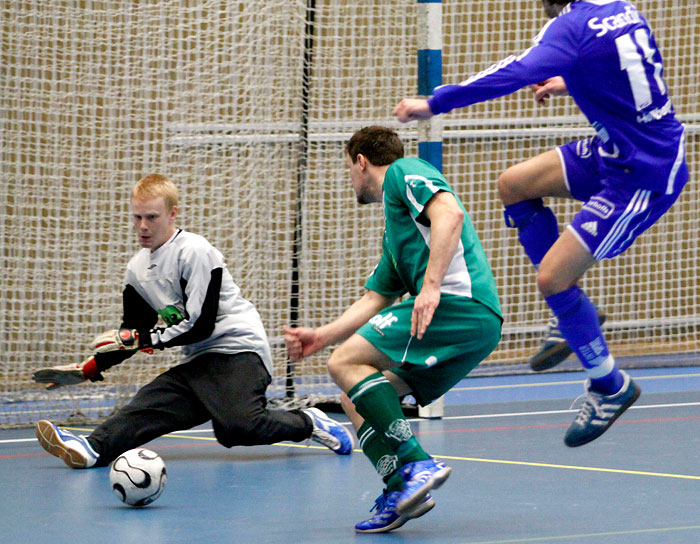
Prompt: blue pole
<box><xmin>417</xmin><ymin>0</ymin><xmax>442</xmax><ymax>172</ymax></box>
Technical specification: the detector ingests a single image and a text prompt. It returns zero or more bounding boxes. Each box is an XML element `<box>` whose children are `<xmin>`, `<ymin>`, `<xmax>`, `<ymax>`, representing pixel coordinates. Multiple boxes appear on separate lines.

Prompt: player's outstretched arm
<box><xmin>285</xmin><ymin>290</ymin><xmax>394</xmax><ymax>361</ymax></box>
<box><xmin>32</xmin><ymin>356</ymin><xmax>104</xmax><ymax>390</ymax></box>
<box><xmin>284</xmin><ymin>326</ymin><xmax>324</xmax><ymax>361</ymax></box>
<box><xmin>392</xmin><ymin>98</ymin><xmax>434</xmax><ymax>123</ymax></box>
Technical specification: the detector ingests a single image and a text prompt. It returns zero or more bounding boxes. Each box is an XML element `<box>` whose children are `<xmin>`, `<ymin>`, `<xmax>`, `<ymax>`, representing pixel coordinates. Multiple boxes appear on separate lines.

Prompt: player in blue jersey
<box><xmin>393</xmin><ymin>0</ymin><xmax>688</xmax><ymax>447</ymax></box>
<box><xmin>32</xmin><ymin>174</ymin><xmax>353</xmax><ymax>469</ymax></box>
<box><xmin>285</xmin><ymin>126</ymin><xmax>502</xmax><ymax>532</ymax></box>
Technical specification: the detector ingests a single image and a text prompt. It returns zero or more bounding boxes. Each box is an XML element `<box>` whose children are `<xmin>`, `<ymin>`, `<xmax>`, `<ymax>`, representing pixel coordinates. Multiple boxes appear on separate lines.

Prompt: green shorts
<box><xmin>356</xmin><ymin>294</ymin><xmax>502</xmax><ymax>406</ymax></box>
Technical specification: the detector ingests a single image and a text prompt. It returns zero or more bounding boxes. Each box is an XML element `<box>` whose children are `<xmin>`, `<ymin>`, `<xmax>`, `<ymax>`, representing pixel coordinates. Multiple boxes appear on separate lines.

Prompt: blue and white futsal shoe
<box><xmin>355</xmin><ymin>490</ymin><xmax>435</xmax><ymax>533</ymax></box>
<box><xmin>564</xmin><ymin>370</ymin><xmax>641</xmax><ymax>447</ymax></box>
<box><xmin>303</xmin><ymin>407</ymin><xmax>354</xmax><ymax>455</ymax></box>
<box><xmin>35</xmin><ymin>419</ymin><xmax>100</xmax><ymax>469</ymax></box>
<box><xmin>396</xmin><ymin>458</ymin><xmax>451</xmax><ymax>515</ymax></box>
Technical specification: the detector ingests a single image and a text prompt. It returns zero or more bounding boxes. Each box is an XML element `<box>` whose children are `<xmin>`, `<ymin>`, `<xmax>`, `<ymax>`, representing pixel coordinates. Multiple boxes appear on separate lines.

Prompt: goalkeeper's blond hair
<box><xmin>132</xmin><ymin>174</ymin><xmax>179</xmax><ymax>212</ymax></box>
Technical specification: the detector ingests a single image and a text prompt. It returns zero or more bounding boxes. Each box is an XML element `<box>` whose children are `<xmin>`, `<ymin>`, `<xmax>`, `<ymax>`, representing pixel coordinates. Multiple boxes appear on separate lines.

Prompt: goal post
<box><xmin>416</xmin><ymin>0</ymin><xmax>446</xmax><ymax>418</ymax></box>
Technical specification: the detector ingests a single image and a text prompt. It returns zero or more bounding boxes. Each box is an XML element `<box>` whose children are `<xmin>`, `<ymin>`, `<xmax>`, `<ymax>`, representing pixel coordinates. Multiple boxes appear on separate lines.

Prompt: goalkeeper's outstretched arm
<box><xmin>88</xmin><ymin>284</ymin><xmax>160</xmax><ymax>374</ymax></box>
<box><xmin>33</xmin><ymin>283</ymin><xmax>159</xmax><ymax>389</ymax></box>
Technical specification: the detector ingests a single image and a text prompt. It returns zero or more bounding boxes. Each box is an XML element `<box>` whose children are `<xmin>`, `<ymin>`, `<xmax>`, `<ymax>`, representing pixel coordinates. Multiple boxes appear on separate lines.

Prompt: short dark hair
<box><xmin>345</xmin><ymin>126</ymin><xmax>404</xmax><ymax>166</ymax></box>
<box><xmin>541</xmin><ymin>0</ymin><xmax>573</xmax><ymax>17</ymax></box>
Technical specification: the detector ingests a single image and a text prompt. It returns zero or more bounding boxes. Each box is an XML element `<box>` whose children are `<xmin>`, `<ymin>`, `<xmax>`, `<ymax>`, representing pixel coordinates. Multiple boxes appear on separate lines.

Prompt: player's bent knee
<box><xmin>497</xmin><ymin>170</ymin><xmax>518</xmax><ymax>205</ymax></box>
<box><xmin>327</xmin><ymin>347</ymin><xmax>351</xmax><ymax>381</ymax></box>
<box><xmin>497</xmin><ymin>167</ymin><xmax>531</xmax><ymax>206</ymax></box>
<box><xmin>536</xmin><ymin>267</ymin><xmax>567</xmax><ymax>298</ymax></box>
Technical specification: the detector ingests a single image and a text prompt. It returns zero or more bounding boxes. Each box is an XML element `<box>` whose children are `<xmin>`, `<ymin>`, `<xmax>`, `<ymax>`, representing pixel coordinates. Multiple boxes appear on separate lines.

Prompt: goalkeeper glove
<box><xmin>32</xmin><ymin>356</ymin><xmax>104</xmax><ymax>390</ymax></box>
<box><xmin>91</xmin><ymin>328</ymin><xmax>154</xmax><ymax>354</ymax></box>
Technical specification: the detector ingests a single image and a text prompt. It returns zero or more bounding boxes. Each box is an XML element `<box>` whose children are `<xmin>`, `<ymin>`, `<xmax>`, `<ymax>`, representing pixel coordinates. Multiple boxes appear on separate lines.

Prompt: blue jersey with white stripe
<box><xmin>428</xmin><ymin>0</ymin><xmax>686</xmax><ymax>194</ymax></box>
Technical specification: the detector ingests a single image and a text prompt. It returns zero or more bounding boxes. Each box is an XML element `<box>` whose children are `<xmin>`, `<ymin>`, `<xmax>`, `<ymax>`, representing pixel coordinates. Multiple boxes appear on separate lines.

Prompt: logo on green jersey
<box><xmin>158</xmin><ymin>305</ymin><xmax>184</xmax><ymax>326</ymax></box>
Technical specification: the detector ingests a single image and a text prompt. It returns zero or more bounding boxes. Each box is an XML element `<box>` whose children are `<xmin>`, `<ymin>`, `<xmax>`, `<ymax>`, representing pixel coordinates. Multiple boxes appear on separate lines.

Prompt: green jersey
<box><xmin>365</xmin><ymin>157</ymin><xmax>501</xmax><ymax>320</ymax></box>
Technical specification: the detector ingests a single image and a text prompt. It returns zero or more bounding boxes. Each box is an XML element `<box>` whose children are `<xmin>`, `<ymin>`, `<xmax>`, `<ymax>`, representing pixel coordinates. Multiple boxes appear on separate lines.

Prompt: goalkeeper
<box><xmin>33</xmin><ymin>174</ymin><xmax>353</xmax><ymax>469</ymax></box>
<box><xmin>284</xmin><ymin>126</ymin><xmax>502</xmax><ymax>533</ymax></box>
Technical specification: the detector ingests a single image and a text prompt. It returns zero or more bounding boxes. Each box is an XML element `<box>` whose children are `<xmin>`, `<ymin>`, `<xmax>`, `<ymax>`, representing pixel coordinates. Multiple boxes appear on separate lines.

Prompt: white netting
<box><xmin>1</xmin><ymin>1</ymin><xmax>697</xmax><ymax>426</ymax></box>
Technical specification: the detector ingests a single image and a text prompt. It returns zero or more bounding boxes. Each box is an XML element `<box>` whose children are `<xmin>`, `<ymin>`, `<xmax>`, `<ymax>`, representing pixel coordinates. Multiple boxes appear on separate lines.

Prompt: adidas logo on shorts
<box><xmin>581</xmin><ymin>221</ymin><xmax>598</xmax><ymax>236</ymax></box>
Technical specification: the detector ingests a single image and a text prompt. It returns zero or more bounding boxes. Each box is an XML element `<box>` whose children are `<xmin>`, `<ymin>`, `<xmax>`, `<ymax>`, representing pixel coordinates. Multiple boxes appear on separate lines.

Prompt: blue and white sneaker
<box><xmin>396</xmin><ymin>458</ymin><xmax>451</xmax><ymax>515</ymax></box>
<box><xmin>303</xmin><ymin>407</ymin><xmax>354</xmax><ymax>455</ymax></box>
<box><xmin>530</xmin><ymin>309</ymin><xmax>607</xmax><ymax>371</ymax></box>
<box><xmin>355</xmin><ymin>490</ymin><xmax>435</xmax><ymax>533</ymax></box>
<box><xmin>564</xmin><ymin>371</ymin><xmax>641</xmax><ymax>447</ymax></box>
<box><xmin>35</xmin><ymin>419</ymin><xmax>99</xmax><ymax>468</ymax></box>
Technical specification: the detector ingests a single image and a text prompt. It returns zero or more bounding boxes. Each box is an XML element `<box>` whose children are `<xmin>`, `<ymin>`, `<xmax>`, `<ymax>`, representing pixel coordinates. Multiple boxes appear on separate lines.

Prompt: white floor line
<box><xmin>4</xmin><ymin>401</ymin><xmax>699</xmax><ymax>445</ymax></box>
<box><xmin>408</xmin><ymin>400</ymin><xmax>700</xmax><ymax>422</ymax></box>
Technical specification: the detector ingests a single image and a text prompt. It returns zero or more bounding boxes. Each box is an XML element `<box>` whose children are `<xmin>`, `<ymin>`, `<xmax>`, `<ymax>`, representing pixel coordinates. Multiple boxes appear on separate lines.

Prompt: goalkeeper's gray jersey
<box><xmin>124</xmin><ymin>229</ymin><xmax>273</xmax><ymax>374</ymax></box>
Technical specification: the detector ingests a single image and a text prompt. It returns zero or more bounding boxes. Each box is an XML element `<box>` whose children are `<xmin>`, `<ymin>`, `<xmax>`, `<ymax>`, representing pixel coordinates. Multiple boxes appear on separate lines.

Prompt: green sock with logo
<box><xmin>348</xmin><ymin>372</ymin><xmax>430</xmax><ymax>467</ymax></box>
<box><xmin>357</xmin><ymin>422</ymin><xmax>403</xmax><ymax>491</ymax></box>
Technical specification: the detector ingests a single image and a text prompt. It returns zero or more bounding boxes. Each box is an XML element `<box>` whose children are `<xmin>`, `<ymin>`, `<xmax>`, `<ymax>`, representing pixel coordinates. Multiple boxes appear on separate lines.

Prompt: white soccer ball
<box><xmin>109</xmin><ymin>448</ymin><xmax>167</xmax><ymax>507</ymax></box>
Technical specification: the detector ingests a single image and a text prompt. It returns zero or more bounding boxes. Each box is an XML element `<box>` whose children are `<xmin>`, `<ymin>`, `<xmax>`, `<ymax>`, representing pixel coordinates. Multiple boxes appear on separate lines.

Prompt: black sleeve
<box><xmin>94</xmin><ymin>285</ymin><xmax>159</xmax><ymax>373</ymax></box>
<box><xmin>121</xmin><ymin>284</ymin><xmax>159</xmax><ymax>331</ymax></box>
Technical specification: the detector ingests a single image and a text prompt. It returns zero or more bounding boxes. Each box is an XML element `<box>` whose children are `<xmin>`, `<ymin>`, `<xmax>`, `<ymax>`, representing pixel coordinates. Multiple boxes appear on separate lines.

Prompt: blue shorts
<box><xmin>557</xmin><ymin>137</ymin><xmax>687</xmax><ymax>261</ymax></box>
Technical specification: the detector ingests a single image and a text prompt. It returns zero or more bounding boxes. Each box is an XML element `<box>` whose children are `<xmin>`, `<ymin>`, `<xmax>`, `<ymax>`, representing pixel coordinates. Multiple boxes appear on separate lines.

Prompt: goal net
<box><xmin>1</xmin><ymin>1</ymin><xmax>698</xmax><ymax>426</ymax></box>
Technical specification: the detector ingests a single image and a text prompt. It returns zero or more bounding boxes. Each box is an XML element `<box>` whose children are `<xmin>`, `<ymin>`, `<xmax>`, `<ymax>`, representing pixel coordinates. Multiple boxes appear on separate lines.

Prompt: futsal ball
<box><xmin>109</xmin><ymin>448</ymin><xmax>167</xmax><ymax>507</ymax></box>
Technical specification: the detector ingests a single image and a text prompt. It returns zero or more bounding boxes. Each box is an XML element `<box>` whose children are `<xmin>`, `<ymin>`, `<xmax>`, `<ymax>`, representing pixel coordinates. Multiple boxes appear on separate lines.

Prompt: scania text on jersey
<box><xmin>587</xmin><ymin>5</ymin><xmax>642</xmax><ymax>38</ymax></box>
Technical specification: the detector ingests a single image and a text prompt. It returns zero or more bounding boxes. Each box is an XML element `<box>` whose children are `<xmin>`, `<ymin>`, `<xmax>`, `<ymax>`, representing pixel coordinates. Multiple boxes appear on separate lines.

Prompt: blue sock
<box><xmin>504</xmin><ymin>199</ymin><xmax>559</xmax><ymax>268</ymax></box>
<box><xmin>545</xmin><ymin>286</ymin><xmax>623</xmax><ymax>394</ymax></box>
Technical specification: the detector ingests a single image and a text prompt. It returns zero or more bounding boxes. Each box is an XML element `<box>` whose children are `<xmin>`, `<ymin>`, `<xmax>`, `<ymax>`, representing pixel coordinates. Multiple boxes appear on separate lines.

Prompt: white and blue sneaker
<box><xmin>35</xmin><ymin>420</ymin><xmax>99</xmax><ymax>468</ymax></box>
<box><xmin>564</xmin><ymin>371</ymin><xmax>641</xmax><ymax>447</ymax></box>
<box><xmin>303</xmin><ymin>407</ymin><xmax>354</xmax><ymax>455</ymax></box>
<box><xmin>355</xmin><ymin>490</ymin><xmax>435</xmax><ymax>533</ymax></box>
<box><xmin>396</xmin><ymin>458</ymin><xmax>451</xmax><ymax>515</ymax></box>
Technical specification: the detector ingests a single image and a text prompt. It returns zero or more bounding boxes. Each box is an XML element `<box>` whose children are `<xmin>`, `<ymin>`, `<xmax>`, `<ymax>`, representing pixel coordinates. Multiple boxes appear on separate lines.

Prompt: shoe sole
<box><xmin>564</xmin><ymin>382</ymin><xmax>642</xmax><ymax>448</ymax></box>
<box><xmin>354</xmin><ymin>496</ymin><xmax>436</xmax><ymax>534</ymax></box>
<box><xmin>530</xmin><ymin>312</ymin><xmax>607</xmax><ymax>372</ymax></box>
<box><xmin>35</xmin><ymin>420</ymin><xmax>88</xmax><ymax>469</ymax></box>
<box><xmin>396</xmin><ymin>465</ymin><xmax>451</xmax><ymax>515</ymax></box>
<box><xmin>529</xmin><ymin>342</ymin><xmax>572</xmax><ymax>372</ymax></box>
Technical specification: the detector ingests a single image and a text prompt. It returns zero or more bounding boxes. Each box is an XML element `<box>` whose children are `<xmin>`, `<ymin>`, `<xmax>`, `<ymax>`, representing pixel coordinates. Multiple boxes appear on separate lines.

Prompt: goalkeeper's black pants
<box><xmin>88</xmin><ymin>351</ymin><xmax>313</xmax><ymax>466</ymax></box>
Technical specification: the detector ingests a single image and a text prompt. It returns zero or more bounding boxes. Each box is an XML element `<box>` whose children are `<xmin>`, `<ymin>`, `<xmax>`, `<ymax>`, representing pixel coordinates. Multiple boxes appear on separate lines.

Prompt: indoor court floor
<box><xmin>2</xmin><ymin>366</ymin><xmax>699</xmax><ymax>544</ymax></box>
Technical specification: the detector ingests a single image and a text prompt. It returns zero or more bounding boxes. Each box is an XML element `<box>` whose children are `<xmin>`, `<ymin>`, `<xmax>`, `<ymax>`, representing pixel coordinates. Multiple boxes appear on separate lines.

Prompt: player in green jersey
<box><xmin>285</xmin><ymin>126</ymin><xmax>502</xmax><ymax>533</ymax></box>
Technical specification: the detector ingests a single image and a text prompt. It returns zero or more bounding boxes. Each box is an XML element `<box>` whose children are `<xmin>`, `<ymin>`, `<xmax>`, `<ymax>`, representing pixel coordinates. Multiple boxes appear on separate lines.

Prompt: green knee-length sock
<box><xmin>349</xmin><ymin>372</ymin><xmax>429</xmax><ymax>468</ymax></box>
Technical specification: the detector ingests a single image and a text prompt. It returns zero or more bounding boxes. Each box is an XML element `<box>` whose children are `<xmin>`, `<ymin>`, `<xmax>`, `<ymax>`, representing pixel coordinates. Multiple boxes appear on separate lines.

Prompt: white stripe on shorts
<box><xmin>593</xmin><ymin>189</ymin><xmax>650</xmax><ymax>260</ymax></box>
<box><xmin>555</xmin><ymin>147</ymin><xmax>571</xmax><ymax>193</ymax></box>
<box><xmin>666</xmin><ymin>127</ymin><xmax>686</xmax><ymax>194</ymax></box>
